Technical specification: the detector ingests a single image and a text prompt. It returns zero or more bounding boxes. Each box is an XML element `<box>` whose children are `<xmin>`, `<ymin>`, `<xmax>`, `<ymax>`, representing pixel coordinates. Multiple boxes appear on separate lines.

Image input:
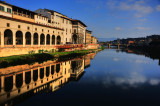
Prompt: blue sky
<box><xmin>4</xmin><ymin>0</ymin><xmax>160</xmax><ymax>39</ymax></box>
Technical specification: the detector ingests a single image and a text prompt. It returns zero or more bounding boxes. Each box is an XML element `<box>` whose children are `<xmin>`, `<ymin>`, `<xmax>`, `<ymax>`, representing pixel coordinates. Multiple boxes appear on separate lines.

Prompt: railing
<box><xmin>13</xmin><ymin>12</ymin><xmax>32</xmax><ymax>19</ymax></box>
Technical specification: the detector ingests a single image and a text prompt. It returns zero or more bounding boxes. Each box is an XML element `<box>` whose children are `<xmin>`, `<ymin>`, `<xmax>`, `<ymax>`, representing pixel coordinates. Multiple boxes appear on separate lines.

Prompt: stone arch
<box><xmin>57</xmin><ymin>35</ymin><xmax>61</xmax><ymax>45</ymax></box>
<box><xmin>72</xmin><ymin>34</ymin><xmax>78</xmax><ymax>44</ymax></box>
<box><xmin>4</xmin><ymin>29</ymin><xmax>13</xmax><ymax>45</ymax></box>
<box><xmin>25</xmin><ymin>71</ymin><xmax>31</xmax><ymax>84</ymax></box>
<box><xmin>51</xmin><ymin>65</ymin><xmax>55</xmax><ymax>75</ymax></box>
<box><xmin>16</xmin><ymin>31</ymin><xmax>23</xmax><ymax>45</ymax></box>
<box><xmin>52</xmin><ymin>35</ymin><xmax>55</xmax><ymax>45</ymax></box>
<box><xmin>4</xmin><ymin>76</ymin><xmax>13</xmax><ymax>92</ymax></box>
<box><xmin>33</xmin><ymin>69</ymin><xmax>38</xmax><ymax>82</ymax></box>
<box><xmin>46</xmin><ymin>66</ymin><xmax>50</xmax><ymax>77</ymax></box>
<box><xmin>16</xmin><ymin>74</ymin><xmax>23</xmax><ymax>88</ymax></box>
<box><xmin>33</xmin><ymin>33</ymin><xmax>38</xmax><ymax>45</ymax></box>
<box><xmin>56</xmin><ymin>64</ymin><xmax>60</xmax><ymax>73</ymax></box>
<box><xmin>40</xmin><ymin>34</ymin><xmax>45</xmax><ymax>45</ymax></box>
<box><xmin>46</xmin><ymin>34</ymin><xmax>50</xmax><ymax>45</ymax></box>
<box><xmin>25</xmin><ymin>32</ymin><xmax>31</xmax><ymax>45</ymax></box>
<box><xmin>40</xmin><ymin>68</ymin><xmax>44</xmax><ymax>79</ymax></box>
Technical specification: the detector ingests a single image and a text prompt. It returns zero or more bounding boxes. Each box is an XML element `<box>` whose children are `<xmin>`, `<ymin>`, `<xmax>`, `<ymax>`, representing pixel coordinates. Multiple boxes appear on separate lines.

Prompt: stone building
<box><xmin>35</xmin><ymin>9</ymin><xmax>73</xmax><ymax>44</ymax></box>
<box><xmin>91</xmin><ymin>36</ymin><xmax>98</xmax><ymax>44</ymax></box>
<box><xmin>72</xmin><ymin>20</ymin><xmax>87</xmax><ymax>44</ymax></box>
<box><xmin>85</xmin><ymin>30</ymin><xmax>92</xmax><ymax>44</ymax></box>
<box><xmin>0</xmin><ymin>1</ymin><xmax>99</xmax><ymax>57</ymax></box>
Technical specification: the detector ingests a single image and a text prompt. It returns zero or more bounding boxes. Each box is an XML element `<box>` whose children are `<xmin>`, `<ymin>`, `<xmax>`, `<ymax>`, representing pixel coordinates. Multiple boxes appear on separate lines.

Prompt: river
<box><xmin>1</xmin><ymin>49</ymin><xmax>160</xmax><ymax>106</ymax></box>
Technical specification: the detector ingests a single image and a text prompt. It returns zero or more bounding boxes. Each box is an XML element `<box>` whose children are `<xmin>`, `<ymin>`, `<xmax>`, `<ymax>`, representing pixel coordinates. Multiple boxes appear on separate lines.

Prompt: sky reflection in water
<box><xmin>18</xmin><ymin>49</ymin><xmax>160</xmax><ymax>106</ymax></box>
<box><xmin>81</xmin><ymin>49</ymin><xmax>160</xmax><ymax>88</ymax></box>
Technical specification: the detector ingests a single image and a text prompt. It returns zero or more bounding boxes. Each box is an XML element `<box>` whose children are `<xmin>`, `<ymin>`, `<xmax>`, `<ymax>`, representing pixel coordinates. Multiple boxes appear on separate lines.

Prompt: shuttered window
<box><xmin>2</xmin><ymin>6</ymin><xmax>5</xmax><ymax>11</ymax></box>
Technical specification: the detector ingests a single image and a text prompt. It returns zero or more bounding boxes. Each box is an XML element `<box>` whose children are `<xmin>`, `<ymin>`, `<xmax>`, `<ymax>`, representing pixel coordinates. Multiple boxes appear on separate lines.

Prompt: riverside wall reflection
<box><xmin>0</xmin><ymin>53</ymin><xmax>97</xmax><ymax>106</ymax></box>
<box><xmin>119</xmin><ymin>48</ymin><xmax>160</xmax><ymax>66</ymax></box>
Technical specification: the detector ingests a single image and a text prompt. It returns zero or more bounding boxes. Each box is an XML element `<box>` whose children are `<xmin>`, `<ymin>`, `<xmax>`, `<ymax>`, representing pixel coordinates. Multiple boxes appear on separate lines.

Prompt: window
<box><xmin>74</xmin><ymin>29</ymin><xmax>76</xmax><ymax>33</ymax></box>
<box><xmin>0</xmin><ymin>6</ymin><xmax>5</xmax><ymax>12</ymax></box>
<box><xmin>66</xmin><ymin>38</ymin><xmax>67</xmax><ymax>42</ymax></box>
<box><xmin>7</xmin><ymin>8</ymin><xmax>12</xmax><ymax>13</ymax></box>
<box><xmin>7</xmin><ymin>23</ymin><xmax>10</xmax><ymax>27</ymax></box>
<box><xmin>27</xmin><ymin>27</ymin><xmax>30</xmax><ymax>30</ymax></box>
<box><xmin>18</xmin><ymin>25</ymin><xmax>21</xmax><ymax>28</ymax></box>
<box><xmin>48</xmin><ymin>30</ymin><xmax>49</xmax><ymax>32</ymax></box>
<box><xmin>35</xmin><ymin>28</ymin><xmax>37</xmax><ymax>31</ymax></box>
<box><xmin>42</xmin><ymin>29</ymin><xmax>44</xmax><ymax>32</ymax></box>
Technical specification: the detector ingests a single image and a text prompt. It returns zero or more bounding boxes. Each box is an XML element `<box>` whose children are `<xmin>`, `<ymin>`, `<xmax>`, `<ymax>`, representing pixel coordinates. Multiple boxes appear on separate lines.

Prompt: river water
<box><xmin>1</xmin><ymin>49</ymin><xmax>160</xmax><ymax>106</ymax></box>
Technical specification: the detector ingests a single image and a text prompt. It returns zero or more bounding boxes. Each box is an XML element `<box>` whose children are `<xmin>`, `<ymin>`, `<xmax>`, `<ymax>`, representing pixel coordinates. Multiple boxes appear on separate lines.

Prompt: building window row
<box><xmin>0</xmin><ymin>5</ymin><xmax>12</xmax><ymax>13</ymax></box>
<box><xmin>37</xmin><ymin>15</ymin><xmax>47</xmax><ymax>21</ymax></box>
<box><xmin>0</xmin><ymin>5</ymin><xmax>4</xmax><ymax>11</ymax></box>
<box><xmin>7</xmin><ymin>8</ymin><xmax>12</xmax><ymax>13</ymax></box>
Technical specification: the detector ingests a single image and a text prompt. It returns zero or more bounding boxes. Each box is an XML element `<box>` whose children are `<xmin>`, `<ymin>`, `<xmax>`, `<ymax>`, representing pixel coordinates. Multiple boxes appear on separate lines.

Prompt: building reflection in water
<box><xmin>0</xmin><ymin>53</ymin><xmax>96</xmax><ymax>106</ymax></box>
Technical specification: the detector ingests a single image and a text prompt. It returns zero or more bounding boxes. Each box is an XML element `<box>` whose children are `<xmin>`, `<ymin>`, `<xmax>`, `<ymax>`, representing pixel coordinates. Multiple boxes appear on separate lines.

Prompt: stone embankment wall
<box><xmin>0</xmin><ymin>44</ymin><xmax>99</xmax><ymax>57</ymax></box>
<box><xmin>85</xmin><ymin>44</ymin><xmax>99</xmax><ymax>50</ymax></box>
<box><xmin>0</xmin><ymin>46</ymin><xmax>57</xmax><ymax>57</ymax></box>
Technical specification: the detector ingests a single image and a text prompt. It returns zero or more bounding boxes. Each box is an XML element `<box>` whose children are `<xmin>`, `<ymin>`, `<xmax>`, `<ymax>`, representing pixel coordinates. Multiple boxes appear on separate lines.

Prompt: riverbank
<box><xmin>123</xmin><ymin>45</ymin><xmax>160</xmax><ymax>60</ymax></box>
<box><xmin>0</xmin><ymin>49</ymin><xmax>96</xmax><ymax>68</ymax></box>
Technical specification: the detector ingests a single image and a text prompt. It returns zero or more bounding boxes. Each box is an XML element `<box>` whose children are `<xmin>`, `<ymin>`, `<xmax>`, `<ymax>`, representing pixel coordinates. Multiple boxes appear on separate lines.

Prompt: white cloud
<box><xmin>149</xmin><ymin>79</ymin><xmax>160</xmax><ymax>85</ymax></box>
<box><xmin>156</xmin><ymin>5</ymin><xmax>160</xmax><ymax>11</ymax></box>
<box><xmin>106</xmin><ymin>0</ymin><xmax>153</xmax><ymax>18</ymax></box>
<box><xmin>115</xmin><ymin>27</ymin><xmax>122</xmax><ymax>31</ymax></box>
<box><xmin>113</xmin><ymin>57</ymin><xmax>119</xmax><ymax>61</ymax></box>
<box><xmin>136</xmin><ymin>27</ymin><xmax>151</xmax><ymax>31</ymax></box>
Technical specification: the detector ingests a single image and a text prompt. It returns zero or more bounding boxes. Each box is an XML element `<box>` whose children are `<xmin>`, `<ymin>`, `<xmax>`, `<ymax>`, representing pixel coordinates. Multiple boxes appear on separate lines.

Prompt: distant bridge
<box><xmin>106</xmin><ymin>44</ymin><xmax>129</xmax><ymax>49</ymax></box>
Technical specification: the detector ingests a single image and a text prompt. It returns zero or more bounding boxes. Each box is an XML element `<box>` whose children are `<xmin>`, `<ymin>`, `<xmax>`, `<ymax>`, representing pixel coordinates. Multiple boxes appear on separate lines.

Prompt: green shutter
<box><xmin>3</xmin><ymin>7</ymin><xmax>5</xmax><ymax>11</ymax></box>
<box><xmin>7</xmin><ymin>8</ymin><xmax>8</xmax><ymax>12</ymax></box>
<box><xmin>0</xmin><ymin>6</ymin><xmax>1</xmax><ymax>11</ymax></box>
<box><xmin>10</xmin><ymin>9</ymin><xmax>12</xmax><ymax>13</ymax></box>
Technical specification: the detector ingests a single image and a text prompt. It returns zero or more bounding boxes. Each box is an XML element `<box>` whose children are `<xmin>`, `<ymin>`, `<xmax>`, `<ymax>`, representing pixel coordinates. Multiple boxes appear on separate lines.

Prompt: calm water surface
<box><xmin>1</xmin><ymin>49</ymin><xmax>160</xmax><ymax>106</ymax></box>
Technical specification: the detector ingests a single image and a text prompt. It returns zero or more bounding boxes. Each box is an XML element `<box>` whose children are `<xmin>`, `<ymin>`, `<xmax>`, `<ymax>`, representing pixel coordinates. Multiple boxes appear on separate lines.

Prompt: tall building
<box><xmin>85</xmin><ymin>30</ymin><xmax>92</xmax><ymax>44</ymax></box>
<box><xmin>72</xmin><ymin>20</ymin><xmax>87</xmax><ymax>44</ymax></box>
<box><xmin>35</xmin><ymin>9</ymin><xmax>73</xmax><ymax>44</ymax></box>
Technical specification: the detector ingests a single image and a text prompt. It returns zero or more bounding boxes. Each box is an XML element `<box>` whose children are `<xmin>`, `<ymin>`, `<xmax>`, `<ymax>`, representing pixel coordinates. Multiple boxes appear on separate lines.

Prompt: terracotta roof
<box><xmin>72</xmin><ymin>19</ymin><xmax>87</xmax><ymax>27</ymax></box>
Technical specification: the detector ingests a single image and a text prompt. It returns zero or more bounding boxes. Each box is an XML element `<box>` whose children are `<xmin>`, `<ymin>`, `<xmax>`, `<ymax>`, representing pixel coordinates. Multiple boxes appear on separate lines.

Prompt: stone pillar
<box><xmin>49</xmin><ymin>65</ymin><xmax>51</xmax><ymax>76</ymax></box>
<box><xmin>50</xmin><ymin>35</ymin><xmax>52</xmax><ymax>46</ymax></box>
<box><xmin>38</xmin><ymin>34</ymin><xmax>40</xmax><ymax>47</ymax></box>
<box><xmin>117</xmin><ymin>44</ymin><xmax>120</xmax><ymax>49</ymax></box>
<box><xmin>31</xmin><ymin>69</ymin><xmax>33</xmax><ymax>83</ymax></box>
<box><xmin>45</xmin><ymin>35</ymin><xmax>46</xmax><ymax>46</ymax></box>
<box><xmin>38</xmin><ymin>68</ymin><xmax>40</xmax><ymax>80</ymax></box>
<box><xmin>13</xmin><ymin>30</ymin><xmax>16</xmax><ymax>46</ymax></box>
<box><xmin>55</xmin><ymin>36</ymin><xmax>57</xmax><ymax>46</ymax></box>
<box><xmin>0</xmin><ymin>31</ymin><xmax>4</xmax><ymax>47</ymax></box>
<box><xmin>23</xmin><ymin>71</ymin><xmax>25</xmax><ymax>86</ymax></box>
<box><xmin>23</xmin><ymin>33</ymin><xmax>25</xmax><ymax>47</ymax></box>
<box><xmin>108</xmin><ymin>44</ymin><xmax>110</xmax><ymax>49</ymax></box>
<box><xmin>1</xmin><ymin>76</ymin><xmax>4</xmax><ymax>93</ymax></box>
<box><xmin>13</xmin><ymin>75</ymin><xmax>16</xmax><ymax>89</ymax></box>
<box><xmin>44</xmin><ymin>66</ymin><xmax>46</xmax><ymax>78</ymax></box>
<box><xmin>31</xmin><ymin>34</ymin><xmax>33</xmax><ymax>47</ymax></box>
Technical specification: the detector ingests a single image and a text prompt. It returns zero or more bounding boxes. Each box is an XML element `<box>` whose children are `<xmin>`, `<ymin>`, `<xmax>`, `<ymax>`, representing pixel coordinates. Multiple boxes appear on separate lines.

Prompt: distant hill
<box><xmin>98</xmin><ymin>38</ymin><xmax>117</xmax><ymax>42</ymax></box>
